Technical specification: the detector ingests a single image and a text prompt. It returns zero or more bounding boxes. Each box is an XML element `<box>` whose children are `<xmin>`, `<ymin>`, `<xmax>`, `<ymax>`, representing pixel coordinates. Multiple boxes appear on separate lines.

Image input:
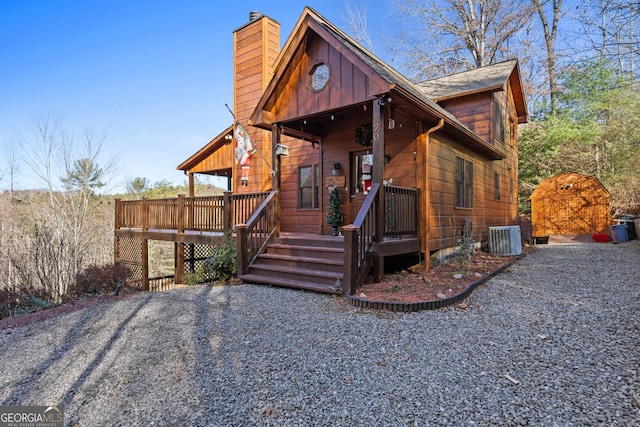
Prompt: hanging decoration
<box><xmin>355</xmin><ymin>124</ymin><xmax>373</xmax><ymax>147</ymax></box>
<box><xmin>234</xmin><ymin>121</ymin><xmax>255</xmax><ymax>186</ymax></box>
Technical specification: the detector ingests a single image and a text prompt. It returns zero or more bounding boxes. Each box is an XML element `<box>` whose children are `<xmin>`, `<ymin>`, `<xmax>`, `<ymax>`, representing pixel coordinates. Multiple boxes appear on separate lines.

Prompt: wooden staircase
<box><xmin>239</xmin><ymin>234</ymin><xmax>345</xmax><ymax>294</ymax></box>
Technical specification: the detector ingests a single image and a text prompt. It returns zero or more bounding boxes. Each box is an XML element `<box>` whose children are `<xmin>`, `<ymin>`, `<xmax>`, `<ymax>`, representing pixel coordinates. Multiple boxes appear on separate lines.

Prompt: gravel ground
<box><xmin>1</xmin><ymin>239</ymin><xmax>639</xmax><ymax>426</ymax></box>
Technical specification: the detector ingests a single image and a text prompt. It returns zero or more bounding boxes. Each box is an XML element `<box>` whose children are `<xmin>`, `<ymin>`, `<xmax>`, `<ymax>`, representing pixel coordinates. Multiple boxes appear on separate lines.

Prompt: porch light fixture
<box><xmin>276</xmin><ymin>144</ymin><xmax>289</xmax><ymax>156</ymax></box>
<box><xmin>331</xmin><ymin>162</ymin><xmax>341</xmax><ymax>175</ymax></box>
<box><xmin>388</xmin><ymin>105</ymin><xmax>395</xmax><ymax>129</ymax></box>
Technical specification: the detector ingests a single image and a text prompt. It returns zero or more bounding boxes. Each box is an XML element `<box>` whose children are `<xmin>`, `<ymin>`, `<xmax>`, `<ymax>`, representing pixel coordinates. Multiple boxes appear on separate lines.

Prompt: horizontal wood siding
<box><xmin>278</xmin><ymin>135</ymin><xmax>322</xmax><ymax>233</ymax></box>
<box><xmin>427</xmin><ymin>129</ymin><xmax>518</xmax><ymax>252</ymax></box>
<box><xmin>439</xmin><ymin>94</ymin><xmax>492</xmax><ymax>142</ymax></box>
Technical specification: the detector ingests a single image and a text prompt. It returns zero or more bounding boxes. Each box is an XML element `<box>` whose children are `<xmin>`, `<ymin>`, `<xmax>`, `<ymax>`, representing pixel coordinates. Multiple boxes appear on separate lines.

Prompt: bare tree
<box><xmin>531</xmin><ymin>0</ymin><xmax>565</xmax><ymax>115</ymax></box>
<box><xmin>8</xmin><ymin>115</ymin><xmax>120</xmax><ymax>303</ymax></box>
<box><xmin>4</xmin><ymin>134</ymin><xmax>22</xmax><ymax>193</ymax></box>
<box><xmin>577</xmin><ymin>0</ymin><xmax>640</xmax><ymax>79</ymax></box>
<box><xmin>342</xmin><ymin>1</ymin><xmax>375</xmax><ymax>52</ymax></box>
<box><xmin>393</xmin><ymin>0</ymin><xmax>535</xmax><ymax>79</ymax></box>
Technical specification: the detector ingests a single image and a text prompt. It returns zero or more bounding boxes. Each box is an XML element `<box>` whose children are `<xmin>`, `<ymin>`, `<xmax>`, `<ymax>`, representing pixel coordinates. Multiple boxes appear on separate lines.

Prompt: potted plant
<box><xmin>326</xmin><ymin>187</ymin><xmax>344</xmax><ymax>236</ymax></box>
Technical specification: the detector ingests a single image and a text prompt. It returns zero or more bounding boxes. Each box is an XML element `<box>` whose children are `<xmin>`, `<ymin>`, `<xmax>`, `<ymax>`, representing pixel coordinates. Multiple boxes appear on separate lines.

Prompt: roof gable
<box><xmin>417</xmin><ymin>59</ymin><xmax>528</xmax><ymax>123</ymax></box>
<box><xmin>250</xmin><ymin>8</ymin><xmax>393</xmax><ymax>127</ymax></box>
<box><xmin>249</xmin><ymin>7</ymin><xmax>510</xmax><ymax>159</ymax></box>
<box><xmin>176</xmin><ymin>125</ymin><xmax>233</xmax><ymax>172</ymax></box>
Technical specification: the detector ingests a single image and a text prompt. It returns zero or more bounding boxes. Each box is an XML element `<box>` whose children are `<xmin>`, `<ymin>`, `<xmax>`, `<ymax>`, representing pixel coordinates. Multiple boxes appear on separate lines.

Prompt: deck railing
<box><xmin>114</xmin><ymin>192</ymin><xmax>270</xmax><ymax>233</ymax></box>
<box><xmin>236</xmin><ymin>191</ymin><xmax>277</xmax><ymax>275</ymax></box>
<box><xmin>384</xmin><ymin>185</ymin><xmax>418</xmax><ymax>238</ymax></box>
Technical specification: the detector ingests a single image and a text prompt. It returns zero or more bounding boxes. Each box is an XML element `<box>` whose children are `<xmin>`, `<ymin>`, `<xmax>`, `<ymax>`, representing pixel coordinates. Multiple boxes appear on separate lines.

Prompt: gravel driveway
<box><xmin>1</xmin><ymin>239</ymin><xmax>639</xmax><ymax>426</ymax></box>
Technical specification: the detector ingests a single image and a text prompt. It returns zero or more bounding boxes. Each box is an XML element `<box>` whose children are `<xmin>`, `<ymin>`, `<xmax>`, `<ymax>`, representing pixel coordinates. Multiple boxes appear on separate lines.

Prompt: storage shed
<box><xmin>531</xmin><ymin>172</ymin><xmax>611</xmax><ymax>237</ymax></box>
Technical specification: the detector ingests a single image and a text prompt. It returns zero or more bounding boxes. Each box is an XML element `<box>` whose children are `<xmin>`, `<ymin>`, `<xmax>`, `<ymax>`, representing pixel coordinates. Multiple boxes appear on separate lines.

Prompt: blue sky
<box><xmin>0</xmin><ymin>1</ymin><xmax>396</xmax><ymax>192</ymax></box>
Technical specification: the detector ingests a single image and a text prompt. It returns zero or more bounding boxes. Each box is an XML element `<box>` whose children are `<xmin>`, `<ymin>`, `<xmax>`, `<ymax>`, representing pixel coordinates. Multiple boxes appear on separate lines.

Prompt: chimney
<box><xmin>233</xmin><ymin>13</ymin><xmax>280</xmax><ymax>190</ymax></box>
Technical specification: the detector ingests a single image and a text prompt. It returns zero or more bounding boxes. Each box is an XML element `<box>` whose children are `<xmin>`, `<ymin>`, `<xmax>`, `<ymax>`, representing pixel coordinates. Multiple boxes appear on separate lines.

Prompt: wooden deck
<box><xmin>114</xmin><ymin>187</ymin><xmax>420</xmax><ymax>294</ymax></box>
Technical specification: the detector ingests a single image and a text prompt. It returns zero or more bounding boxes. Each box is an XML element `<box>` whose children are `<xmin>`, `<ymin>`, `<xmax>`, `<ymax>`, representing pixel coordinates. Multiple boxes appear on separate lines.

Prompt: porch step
<box><xmin>254</xmin><ymin>253</ymin><xmax>343</xmax><ymax>274</ymax></box>
<box><xmin>239</xmin><ymin>235</ymin><xmax>345</xmax><ymax>294</ymax></box>
<box><xmin>239</xmin><ymin>274</ymin><xmax>342</xmax><ymax>295</ymax></box>
<box><xmin>265</xmin><ymin>243</ymin><xmax>344</xmax><ymax>260</ymax></box>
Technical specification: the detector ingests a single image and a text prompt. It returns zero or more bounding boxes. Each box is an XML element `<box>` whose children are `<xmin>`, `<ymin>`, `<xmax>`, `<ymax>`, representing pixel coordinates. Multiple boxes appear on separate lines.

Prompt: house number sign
<box><xmin>373</xmin><ymin>114</ymin><xmax>380</xmax><ymax>142</ymax></box>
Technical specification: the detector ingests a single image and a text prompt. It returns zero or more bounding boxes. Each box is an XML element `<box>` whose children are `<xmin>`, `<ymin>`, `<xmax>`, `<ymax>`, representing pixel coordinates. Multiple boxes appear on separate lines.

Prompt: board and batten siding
<box><xmin>269</xmin><ymin>31</ymin><xmax>389</xmax><ymax>124</ymax></box>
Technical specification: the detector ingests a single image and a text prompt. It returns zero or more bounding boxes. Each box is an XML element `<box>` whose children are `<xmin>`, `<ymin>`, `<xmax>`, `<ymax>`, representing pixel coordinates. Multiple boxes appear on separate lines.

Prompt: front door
<box><xmin>349</xmin><ymin>150</ymin><xmax>374</xmax><ymax>223</ymax></box>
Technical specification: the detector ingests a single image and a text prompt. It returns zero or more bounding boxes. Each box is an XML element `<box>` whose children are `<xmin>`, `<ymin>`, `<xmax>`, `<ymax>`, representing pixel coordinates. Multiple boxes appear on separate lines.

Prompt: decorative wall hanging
<box><xmin>355</xmin><ymin>124</ymin><xmax>372</xmax><ymax>147</ymax></box>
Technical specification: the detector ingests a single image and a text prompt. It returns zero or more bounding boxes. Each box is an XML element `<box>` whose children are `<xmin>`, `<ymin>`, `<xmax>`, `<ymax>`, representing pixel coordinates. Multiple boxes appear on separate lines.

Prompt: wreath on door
<box><xmin>355</xmin><ymin>124</ymin><xmax>372</xmax><ymax>147</ymax></box>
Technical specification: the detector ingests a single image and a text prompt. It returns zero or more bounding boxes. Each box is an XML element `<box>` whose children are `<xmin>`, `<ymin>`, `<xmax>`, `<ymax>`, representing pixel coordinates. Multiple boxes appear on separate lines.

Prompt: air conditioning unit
<box><xmin>488</xmin><ymin>226</ymin><xmax>522</xmax><ymax>256</ymax></box>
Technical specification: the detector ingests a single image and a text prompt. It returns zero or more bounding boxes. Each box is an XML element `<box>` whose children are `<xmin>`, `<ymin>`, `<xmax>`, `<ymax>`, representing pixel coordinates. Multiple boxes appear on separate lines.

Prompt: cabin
<box><xmin>531</xmin><ymin>172</ymin><xmax>611</xmax><ymax>237</ymax></box>
<box><xmin>114</xmin><ymin>7</ymin><xmax>527</xmax><ymax>295</ymax></box>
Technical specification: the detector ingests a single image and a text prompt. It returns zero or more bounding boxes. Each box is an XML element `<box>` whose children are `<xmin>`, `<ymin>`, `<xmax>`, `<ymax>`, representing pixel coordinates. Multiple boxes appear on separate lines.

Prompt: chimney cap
<box><xmin>249</xmin><ymin>11</ymin><xmax>262</xmax><ymax>21</ymax></box>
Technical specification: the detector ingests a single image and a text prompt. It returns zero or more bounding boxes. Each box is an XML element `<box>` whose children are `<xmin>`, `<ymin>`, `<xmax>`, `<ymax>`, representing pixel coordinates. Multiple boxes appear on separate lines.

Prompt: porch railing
<box><xmin>342</xmin><ymin>183</ymin><xmax>380</xmax><ymax>295</ymax></box>
<box><xmin>236</xmin><ymin>191</ymin><xmax>277</xmax><ymax>275</ymax></box>
<box><xmin>384</xmin><ymin>185</ymin><xmax>418</xmax><ymax>238</ymax></box>
<box><xmin>114</xmin><ymin>192</ymin><xmax>270</xmax><ymax>233</ymax></box>
<box><xmin>343</xmin><ymin>184</ymin><xmax>418</xmax><ymax>295</ymax></box>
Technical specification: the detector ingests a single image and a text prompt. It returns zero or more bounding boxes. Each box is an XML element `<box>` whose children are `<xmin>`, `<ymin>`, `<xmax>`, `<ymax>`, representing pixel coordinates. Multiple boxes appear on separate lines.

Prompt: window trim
<box><xmin>493</xmin><ymin>94</ymin><xmax>505</xmax><ymax>144</ymax></box>
<box><xmin>308</xmin><ymin>63</ymin><xmax>330</xmax><ymax>93</ymax></box>
<box><xmin>297</xmin><ymin>164</ymin><xmax>320</xmax><ymax>210</ymax></box>
<box><xmin>455</xmin><ymin>156</ymin><xmax>473</xmax><ymax>209</ymax></box>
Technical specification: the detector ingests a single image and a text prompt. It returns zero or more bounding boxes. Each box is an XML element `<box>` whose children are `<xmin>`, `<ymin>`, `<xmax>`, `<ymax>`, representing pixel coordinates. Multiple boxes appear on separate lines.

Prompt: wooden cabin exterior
<box><xmin>114</xmin><ymin>7</ymin><xmax>527</xmax><ymax>295</ymax></box>
<box><xmin>531</xmin><ymin>172</ymin><xmax>611</xmax><ymax>237</ymax></box>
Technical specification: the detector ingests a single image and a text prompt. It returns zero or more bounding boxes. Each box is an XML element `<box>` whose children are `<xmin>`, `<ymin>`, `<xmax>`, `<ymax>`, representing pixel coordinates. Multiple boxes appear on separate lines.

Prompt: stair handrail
<box><xmin>236</xmin><ymin>190</ymin><xmax>278</xmax><ymax>275</ymax></box>
<box><xmin>342</xmin><ymin>183</ymin><xmax>380</xmax><ymax>295</ymax></box>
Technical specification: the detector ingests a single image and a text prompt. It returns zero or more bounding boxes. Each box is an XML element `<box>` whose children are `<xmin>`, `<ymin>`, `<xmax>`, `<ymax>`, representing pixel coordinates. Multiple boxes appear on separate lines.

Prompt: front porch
<box><xmin>114</xmin><ymin>184</ymin><xmax>419</xmax><ymax>294</ymax></box>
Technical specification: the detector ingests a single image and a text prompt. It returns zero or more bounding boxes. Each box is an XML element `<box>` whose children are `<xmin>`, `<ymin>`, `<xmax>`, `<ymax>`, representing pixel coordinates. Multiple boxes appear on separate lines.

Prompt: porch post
<box><xmin>141</xmin><ymin>197</ymin><xmax>149</xmax><ymax>290</ymax></box>
<box><xmin>187</xmin><ymin>172</ymin><xmax>195</xmax><ymax>197</ymax></box>
<box><xmin>236</xmin><ymin>224</ymin><xmax>248</xmax><ymax>275</ymax></box>
<box><xmin>175</xmin><ymin>194</ymin><xmax>185</xmax><ymax>284</ymax></box>
<box><xmin>114</xmin><ymin>198</ymin><xmax>121</xmax><ymax>266</ymax></box>
<box><xmin>223</xmin><ymin>191</ymin><xmax>232</xmax><ymax>234</ymax></box>
<box><xmin>272</xmin><ymin>124</ymin><xmax>281</xmax><ymax>237</ymax></box>
<box><xmin>342</xmin><ymin>224</ymin><xmax>358</xmax><ymax>295</ymax></box>
<box><xmin>372</xmin><ymin>97</ymin><xmax>386</xmax><ymax>281</ymax></box>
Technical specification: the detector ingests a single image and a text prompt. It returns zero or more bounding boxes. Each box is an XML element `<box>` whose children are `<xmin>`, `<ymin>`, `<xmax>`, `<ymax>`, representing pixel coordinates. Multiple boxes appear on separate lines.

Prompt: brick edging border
<box><xmin>346</xmin><ymin>262</ymin><xmax>513</xmax><ymax>312</ymax></box>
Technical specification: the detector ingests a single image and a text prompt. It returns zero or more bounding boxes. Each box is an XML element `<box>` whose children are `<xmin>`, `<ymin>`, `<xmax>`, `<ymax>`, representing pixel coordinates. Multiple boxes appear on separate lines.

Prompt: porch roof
<box><xmin>176</xmin><ymin>124</ymin><xmax>233</xmax><ymax>173</ymax></box>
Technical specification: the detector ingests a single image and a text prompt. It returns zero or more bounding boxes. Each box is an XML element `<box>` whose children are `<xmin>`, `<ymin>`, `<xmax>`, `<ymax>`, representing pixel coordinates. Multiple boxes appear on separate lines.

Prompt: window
<box><xmin>298</xmin><ymin>165</ymin><xmax>320</xmax><ymax>209</ymax></box>
<box><xmin>494</xmin><ymin>172</ymin><xmax>501</xmax><ymax>200</ymax></box>
<box><xmin>455</xmin><ymin>156</ymin><xmax>473</xmax><ymax>208</ymax></box>
<box><xmin>309</xmin><ymin>63</ymin><xmax>329</xmax><ymax>91</ymax></box>
<box><xmin>494</xmin><ymin>95</ymin><xmax>505</xmax><ymax>143</ymax></box>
